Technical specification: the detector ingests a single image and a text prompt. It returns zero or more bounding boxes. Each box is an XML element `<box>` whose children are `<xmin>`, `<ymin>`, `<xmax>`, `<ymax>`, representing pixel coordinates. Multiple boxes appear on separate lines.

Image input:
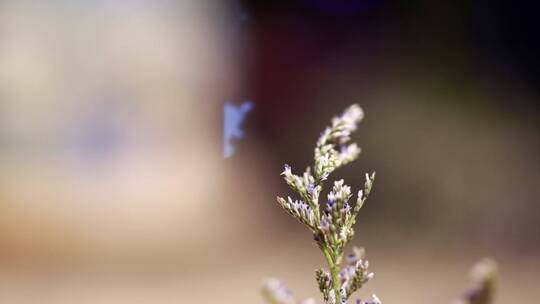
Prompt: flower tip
<box><xmin>347</xmin><ymin>104</ymin><xmax>365</xmax><ymax>122</ymax></box>
<box><xmin>281</xmin><ymin>164</ymin><xmax>292</xmax><ymax>176</ymax></box>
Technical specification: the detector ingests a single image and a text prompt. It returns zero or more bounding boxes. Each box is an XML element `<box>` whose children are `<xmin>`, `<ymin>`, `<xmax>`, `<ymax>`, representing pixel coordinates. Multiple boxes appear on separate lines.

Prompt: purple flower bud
<box><xmin>320</xmin><ymin>216</ymin><xmax>331</xmax><ymax>231</ymax></box>
<box><xmin>307</xmin><ymin>183</ymin><xmax>315</xmax><ymax>194</ymax></box>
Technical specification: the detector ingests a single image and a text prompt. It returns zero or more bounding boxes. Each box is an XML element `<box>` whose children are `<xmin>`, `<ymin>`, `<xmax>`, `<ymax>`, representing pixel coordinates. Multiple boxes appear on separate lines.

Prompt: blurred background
<box><xmin>0</xmin><ymin>0</ymin><xmax>539</xmax><ymax>303</ymax></box>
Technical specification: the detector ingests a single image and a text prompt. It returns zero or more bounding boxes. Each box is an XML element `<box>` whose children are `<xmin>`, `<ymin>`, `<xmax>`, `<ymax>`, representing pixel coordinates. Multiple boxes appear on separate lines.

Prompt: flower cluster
<box><xmin>268</xmin><ymin>105</ymin><xmax>380</xmax><ymax>304</ymax></box>
<box><xmin>340</xmin><ymin>247</ymin><xmax>374</xmax><ymax>299</ymax></box>
<box><xmin>319</xmin><ymin>175</ymin><xmax>375</xmax><ymax>253</ymax></box>
<box><xmin>314</xmin><ymin>104</ymin><xmax>364</xmax><ymax>182</ymax></box>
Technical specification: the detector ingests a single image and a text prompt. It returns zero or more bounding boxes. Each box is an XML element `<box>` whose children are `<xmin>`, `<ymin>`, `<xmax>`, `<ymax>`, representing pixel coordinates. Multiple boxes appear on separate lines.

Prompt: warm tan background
<box><xmin>0</xmin><ymin>0</ymin><xmax>539</xmax><ymax>303</ymax></box>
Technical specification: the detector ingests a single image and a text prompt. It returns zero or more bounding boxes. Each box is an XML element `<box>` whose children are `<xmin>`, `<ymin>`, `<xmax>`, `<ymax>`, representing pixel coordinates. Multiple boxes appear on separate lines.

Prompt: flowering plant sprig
<box><xmin>264</xmin><ymin>105</ymin><xmax>380</xmax><ymax>304</ymax></box>
<box><xmin>453</xmin><ymin>259</ymin><xmax>498</xmax><ymax>304</ymax></box>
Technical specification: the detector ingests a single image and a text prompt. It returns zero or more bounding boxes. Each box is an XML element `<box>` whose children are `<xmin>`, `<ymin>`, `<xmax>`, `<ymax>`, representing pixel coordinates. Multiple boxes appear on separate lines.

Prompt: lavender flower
<box><xmin>265</xmin><ymin>104</ymin><xmax>380</xmax><ymax>304</ymax></box>
<box><xmin>339</xmin><ymin>247</ymin><xmax>374</xmax><ymax>298</ymax></box>
<box><xmin>263</xmin><ymin>104</ymin><xmax>499</xmax><ymax>304</ymax></box>
<box><xmin>314</xmin><ymin>105</ymin><xmax>365</xmax><ymax>182</ymax></box>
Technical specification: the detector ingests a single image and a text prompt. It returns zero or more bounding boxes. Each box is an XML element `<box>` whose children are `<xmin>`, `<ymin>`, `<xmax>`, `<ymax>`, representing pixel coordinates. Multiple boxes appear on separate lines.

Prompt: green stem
<box><xmin>322</xmin><ymin>246</ymin><xmax>343</xmax><ymax>304</ymax></box>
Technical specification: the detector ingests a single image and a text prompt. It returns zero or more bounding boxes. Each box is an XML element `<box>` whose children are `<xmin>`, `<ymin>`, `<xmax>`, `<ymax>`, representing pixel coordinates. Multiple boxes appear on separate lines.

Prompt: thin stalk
<box><xmin>322</xmin><ymin>245</ymin><xmax>342</xmax><ymax>304</ymax></box>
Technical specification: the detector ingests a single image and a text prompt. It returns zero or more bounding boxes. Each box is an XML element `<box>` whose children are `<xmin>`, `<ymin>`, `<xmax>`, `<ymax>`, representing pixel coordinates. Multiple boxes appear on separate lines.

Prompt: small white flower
<box><xmin>366</xmin><ymin>272</ymin><xmax>375</xmax><ymax>281</ymax></box>
<box><xmin>281</xmin><ymin>164</ymin><xmax>292</xmax><ymax>178</ymax></box>
<box><xmin>339</xmin><ymin>228</ymin><xmax>348</xmax><ymax>241</ymax></box>
<box><xmin>371</xmin><ymin>294</ymin><xmax>382</xmax><ymax>304</ymax></box>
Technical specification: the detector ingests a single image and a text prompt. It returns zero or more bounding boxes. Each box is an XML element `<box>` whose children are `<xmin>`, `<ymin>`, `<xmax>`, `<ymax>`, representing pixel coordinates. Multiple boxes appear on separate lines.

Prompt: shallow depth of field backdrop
<box><xmin>0</xmin><ymin>1</ymin><xmax>539</xmax><ymax>303</ymax></box>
